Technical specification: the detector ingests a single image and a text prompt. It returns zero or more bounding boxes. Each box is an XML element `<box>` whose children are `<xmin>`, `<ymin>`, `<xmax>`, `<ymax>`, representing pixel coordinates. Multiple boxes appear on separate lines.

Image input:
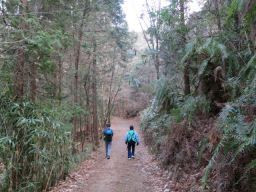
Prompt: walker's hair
<box><xmin>106</xmin><ymin>123</ymin><xmax>111</xmax><ymax>127</ymax></box>
<box><xmin>130</xmin><ymin>125</ymin><xmax>134</xmax><ymax>130</ymax></box>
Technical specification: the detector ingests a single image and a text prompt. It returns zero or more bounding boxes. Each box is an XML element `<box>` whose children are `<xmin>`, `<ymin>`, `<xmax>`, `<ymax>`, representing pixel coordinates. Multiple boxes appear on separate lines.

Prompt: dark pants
<box><xmin>127</xmin><ymin>142</ymin><xmax>135</xmax><ymax>158</ymax></box>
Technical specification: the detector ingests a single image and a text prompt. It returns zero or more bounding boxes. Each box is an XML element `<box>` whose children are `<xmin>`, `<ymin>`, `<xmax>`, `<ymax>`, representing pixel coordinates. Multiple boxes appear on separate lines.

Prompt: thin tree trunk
<box><xmin>92</xmin><ymin>39</ymin><xmax>99</xmax><ymax>146</ymax></box>
<box><xmin>155</xmin><ymin>6</ymin><xmax>161</xmax><ymax>80</ymax></box>
<box><xmin>79</xmin><ymin>84</ymin><xmax>83</xmax><ymax>145</ymax></box>
<box><xmin>58</xmin><ymin>57</ymin><xmax>62</xmax><ymax>105</ymax></box>
<box><xmin>109</xmin><ymin>83</ymin><xmax>121</xmax><ymax>120</ymax></box>
<box><xmin>250</xmin><ymin>20</ymin><xmax>256</xmax><ymax>54</ymax></box>
<box><xmin>12</xmin><ymin>1</ymin><xmax>27</xmax><ymax>188</ymax></box>
<box><xmin>30</xmin><ymin>62</ymin><xmax>37</xmax><ymax>102</ymax></box>
<box><xmin>234</xmin><ymin>11</ymin><xmax>240</xmax><ymax>50</ymax></box>
<box><xmin>155</xmin><ymin>34</ymin><xmax>160</xmax><ymax>80</ymax></box>
<box><xmin>14</xmin><ymin>48</ymin><xmax>25</xmax><ymax>100</ymax></box>
<box><xmin>214</xmin><ymin>0</ymin><xmax>222</xmax><ymax>31</ymax></box>
<box><xmin>184</xmin><ymin>63</ymin><xmax>190</xmax><ymax>95</ymax></box>
<box><xmin>101</xmin><ymin>84</ymin><xmax>104</xmax><ymax>128</ymax></box>
<box><xmin>84</xmin><ymin>57</ymin><xmax>92</xmax><ymax>142</ymax></box>
<box><xmin>72</xmin><ymin>2</ymin><xmax>89</xmax><ymax>140</ymax></box>
<box><xmin>14</xmin><ymin>0</ymin><xmax>28</xmax><ymax>101</ymax></box>
<box><xmin>180</xmin><ymin>0</ymin><xmax>190</xmax><ymax>95</ymax></box>
<box><xmin>106</xmin><ymin>63</ymin><xmax>115</xmax><ymax>124</ymax></box>
<box><xmin>155</xmin><ymin>53</ymin><xmax>160</xmax><ymax>80</ymax></box>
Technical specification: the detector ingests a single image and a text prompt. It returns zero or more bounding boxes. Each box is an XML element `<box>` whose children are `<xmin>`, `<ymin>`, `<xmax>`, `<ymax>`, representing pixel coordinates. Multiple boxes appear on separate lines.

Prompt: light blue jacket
<box><xmin>125</xmin><ymin>130</ymin><xmax>139</xmax><ymax>144</ymax></box>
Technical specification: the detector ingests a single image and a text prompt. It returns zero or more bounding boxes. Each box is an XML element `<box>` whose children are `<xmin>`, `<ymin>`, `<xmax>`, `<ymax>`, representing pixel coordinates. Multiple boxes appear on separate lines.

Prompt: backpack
<box><xmin>104</xmin><ymin>128</ymin><xmax>113</xmax><ymax>142</ymax></box>
<box><xmin>127</xmin><ymin>130</ymin><xmax>136</xmax><ymax>144</ymax></box>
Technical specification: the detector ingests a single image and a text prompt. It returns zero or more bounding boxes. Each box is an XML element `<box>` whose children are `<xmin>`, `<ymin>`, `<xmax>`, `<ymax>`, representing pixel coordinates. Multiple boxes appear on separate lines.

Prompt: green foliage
<box><xmin>178</xmin><ymin>96</ymin><xmax>211</xmax><ymax>122</ymax></box>
<box><xmin>198</xmin><ymin>137</ymin><xmax>209</xmax><ymax>166</ymax></box>
<box><xmin>227</xmin><ymin>0</ymin><xmax>239</xmax><ymax>19</ymax></box>
<box><xmin>0</xmin><ymin>96</ymin><xmax>75</xmax><ymax>191</ymax></box>
<box><xmin>0</xmin><ymin>0</ymin><xmax>132</xmax><ymax>190</ymax></box>
<box><xmin>140</xmin><ymin>76</ymin><xmax>211</xmax><ymax>160</ymax></box>
<box><xmin>140</xmin><ymin>0</ymin><xmax>256</xmax><ymax>190</ymax></box>
<box><xmin>188</xmin><ymin>38</ymin><xmax>228</xmax><ymax>71</ymax></box>
<box><xmin>238</xmin><ymin>76</ymin><xmax>256</xmax><ymax>106</ymax></box>
<box><xmin>153</xmin><ymin>77</ymin><xmax>183</xmax><ymax>110</ymax></box>
<box><xmin>202</xmin><ymin>104</ymin><xmax>256</xmax><ymax>187</ymax></box>
<box><xmin>140</xmin><ymin>106</ymin><xmax>172</xmax><ymax>154</ymax></box>
<box><xmin>226</xmin><ymin>54</ymin><xmax>256</xmax><ymax>102</ymax></box>
<box><xmin>239</xmin><ymin>54</ymin><xmax>256</xmax><ymax>83</ymax></box>
<box><xmin>181</xmin><ymin>41</ymin><xmax>196</xmax><ymax>63</ymax></box>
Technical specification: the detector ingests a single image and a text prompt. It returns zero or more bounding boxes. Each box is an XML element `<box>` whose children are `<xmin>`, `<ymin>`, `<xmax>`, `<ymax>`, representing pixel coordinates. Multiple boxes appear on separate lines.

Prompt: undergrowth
<box><xmin>140</xmin><ymin>60</ymin><xmax>256</xmax><ymax>191</ymax></box>
<box><xmin>141</xmin><ymin>77</ymin><xmax>211</xmax><ymax>160</ymax></box>
<box><xmin>0</xmin><ymin>94</ymin><xmax>90</xmax><ymax>191</ymax></box>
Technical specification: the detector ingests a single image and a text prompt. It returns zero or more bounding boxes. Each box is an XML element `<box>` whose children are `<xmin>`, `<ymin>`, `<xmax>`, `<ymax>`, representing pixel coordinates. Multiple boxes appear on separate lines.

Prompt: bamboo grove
<box><xmin>0</xmin><ymin>0</ymin><xmax>131</xmax><ymax>191</ymax></box>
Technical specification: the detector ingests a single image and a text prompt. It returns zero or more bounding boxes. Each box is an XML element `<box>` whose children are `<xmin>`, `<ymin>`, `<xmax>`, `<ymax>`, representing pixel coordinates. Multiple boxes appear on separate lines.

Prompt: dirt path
<box><xmin>51</xmin><ymin>117</ymin><xmax>168</xmax><ymax>192</ymax></box>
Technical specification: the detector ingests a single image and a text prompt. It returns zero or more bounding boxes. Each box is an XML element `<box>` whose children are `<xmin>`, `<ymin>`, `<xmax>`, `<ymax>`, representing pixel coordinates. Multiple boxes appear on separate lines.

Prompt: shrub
<box><xmin>202</xmin><ymin>104</ymin><xmax>256</xmax><ymax>191</ymax></box>
<box><xmin>0</xmin><ymin>96</ymin><xmax>75</xmax><ymax>191</ymax></box>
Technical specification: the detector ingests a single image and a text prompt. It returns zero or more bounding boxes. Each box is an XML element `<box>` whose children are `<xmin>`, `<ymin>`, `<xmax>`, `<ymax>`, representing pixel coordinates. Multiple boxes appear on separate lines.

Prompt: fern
<box><xmin>198</xmin><ymin>59</ymin><xmax>209</xmax><ymax>77</ymax></box>
<box><xmin>227</xmin><ymin>0</ymin><xmax>239</xmax><ymax>19</ymax></box>
<box><xmin>181</xmin><ymin>41</ymin><xmax>196</xmax><ymax>63</ymax></box>
<box><xmin>197</xmin><ymin>38</ymin><xmax>212</xmax><ymax>55</ymax></box>
<box><xmin>171</xmin><ymin>96</ymin><xmax>211</xmax><ymax>122</ymax></box>
<box><xmin>236</xmin><ymin>158</ymin><xmax>256</xmax><ymax>185</ymax></box>
<box><xmin>153</xmin><ymin>77</ymin><xmax>183</xmax><ymax>110</ymax></box>
<box><xmin>202</xmin><ymin>104</ymin><xmax>256</xmax><ymax>187</ymax></box>
<box><xmin>198</xmin><ymin>137</ymin><xmax>209</xmax><ymax>166</ymax></box>
<box><xmin>238</xmin><ymin>74</ymin><xmax>256</xmax><ymax>105</ymax></box>
<box><xmin>216</xmin><ymin>43</ymin><xmax>228</xmax><ymax>61</ymax></box>
<box><xmin>239</xmin><ymin>54</ymin><xmax>256</xmax><ymax>82</ymax></box>
<box><xmin>202</xmin><ymin>134</ymin><xmax>227</xmax><ymax>187</ymax></box>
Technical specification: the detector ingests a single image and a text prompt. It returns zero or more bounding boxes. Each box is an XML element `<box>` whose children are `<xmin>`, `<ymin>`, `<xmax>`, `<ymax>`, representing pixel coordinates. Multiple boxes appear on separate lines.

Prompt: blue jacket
<box><xmin>125</xmin><ymin>130</ymin><xmax>139</xmax><ymax>144</ymax></box>
<box><xmin>103</xmin><ymin>128</ymin><xmax>113</xmax><ymax>141</ymax></box>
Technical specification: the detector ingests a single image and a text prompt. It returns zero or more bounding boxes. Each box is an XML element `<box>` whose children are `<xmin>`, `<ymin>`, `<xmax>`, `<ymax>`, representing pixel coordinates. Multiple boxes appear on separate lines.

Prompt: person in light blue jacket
<box><xmin>125</xmin><ymin>125</ymin><xmax>139</xmax><ymax>159</ymax></box>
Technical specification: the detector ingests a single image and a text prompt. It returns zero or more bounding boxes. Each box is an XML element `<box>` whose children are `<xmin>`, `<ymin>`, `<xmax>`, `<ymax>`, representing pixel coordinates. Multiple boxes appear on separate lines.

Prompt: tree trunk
<box><xmin>184</xmin><ymin>64</ymin><xmax>190</xmax><ymax>95</ymax></box>
<box><xmin>155</xmin><ymin>35</ymin><xmax>160</xmax><ymax>80</ymax></box>
<box><xmin>250</xmin><ymin>19</ymin><xmax>256</xmax><ymax>53</ymax></box>
<box><xmin>14</xmin><ymin>48</ymin><xmax>25</xmax><ymax>100</ymax></box>
<box><xmin>72</xmin><ymin>3</ymin><xmax>88</xmax><ymax>140</ymax></box>
<box><xmin>106</xmin><ymin>63</ymin><xmax>115</xmax><ymax>124</ymax></box>
<box><xmin>214</xmin><ymin>0</ymin><xmax>222</xmax><ymax>31</ymax></box>
<box><xmin>83</xmin><ymin>56</ymin><xmax>92</xmax><ymax>142</ymax></box>
<box><xmin>101</xmin><ymin>84</ymin><xmax>104</xmax><ymax>129</ymax></box>
<box><xmin>12</xmin><ymin>1</ymin><xmax>28</xmax><ymax>189</ymax></box>
<box><xmin>14</xmin><ymin>0</ymin><xmax>28</xmax><ymax>101</ymax></box>
<box><xmin>29</xmin><ymin>62</ymin><xmax>37</xmax><ymax>102</ymax></box>
<box><xmin>155</xmin><ymin>48</ymin><xmax>160</xmax><ymax>80</ymax></box>
<box><xmin>58</xmin><ymin>57</ymin><xmax>62</xmax><ymax>105</ymax></box>
<box><xmin>234</xmin><ymin>11</ymin><xmax>240</xmax><ymax>50</ymax></box>
<box><xmin>92</xmin><ymin>39</ymin><xmax>99</xmax><ymax>146</ymax></box>
<box><xmin>180</xmin><ymin>0</ymin><xmax>190</xmax><ymax>95</ymax></box>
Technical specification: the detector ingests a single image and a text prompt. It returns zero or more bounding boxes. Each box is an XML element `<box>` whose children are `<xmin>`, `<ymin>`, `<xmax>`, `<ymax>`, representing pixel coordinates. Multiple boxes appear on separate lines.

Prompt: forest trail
<box><xmin>51</xmin><ymin>117</ymin><xmax>167</xmax><ymax>192</ymax></box>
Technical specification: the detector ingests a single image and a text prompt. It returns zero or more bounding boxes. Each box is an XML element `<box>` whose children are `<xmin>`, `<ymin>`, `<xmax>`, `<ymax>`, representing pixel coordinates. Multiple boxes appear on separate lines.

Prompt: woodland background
<box><xmin>0</xmin><ymin>0</ymin><xmax>255</xmax><ymax>191</ymax></box>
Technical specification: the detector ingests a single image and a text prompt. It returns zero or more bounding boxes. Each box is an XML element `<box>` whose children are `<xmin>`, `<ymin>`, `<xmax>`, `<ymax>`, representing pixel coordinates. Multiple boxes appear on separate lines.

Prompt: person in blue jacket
<box><xmin>103</xmin><ymin>123</ymin><xmax>113</xmax><ymax>159</ymax></box>
<box><xmin>125</xmin><ymin>125</ymin><xmax>139</xmax><ymax>159</ymax></box>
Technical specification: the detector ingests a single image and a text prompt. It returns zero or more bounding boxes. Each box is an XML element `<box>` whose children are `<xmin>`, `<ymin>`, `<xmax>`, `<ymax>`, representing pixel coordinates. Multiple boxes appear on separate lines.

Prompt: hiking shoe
<box><xmin>107</xmin><ymin>156</ymin><xmax>110</xmax><ymax>159</ymax></box>
<box><xmin>131</xmin><ymin>155</ymin><xmax>135</xmax><ymax>159</ymax></box>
